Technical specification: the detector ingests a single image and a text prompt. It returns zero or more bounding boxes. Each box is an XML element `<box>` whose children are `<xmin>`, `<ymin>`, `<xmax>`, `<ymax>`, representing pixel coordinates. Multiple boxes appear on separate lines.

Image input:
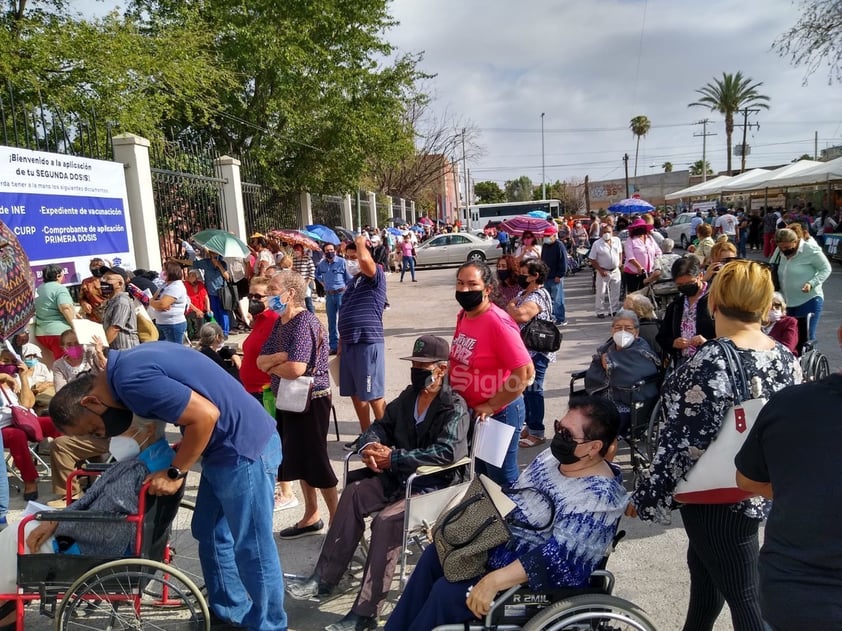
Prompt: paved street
<box><xmin>9</xmin><ymin>252</ymin><xmax>842</xmax><ymax>630</ymax></box>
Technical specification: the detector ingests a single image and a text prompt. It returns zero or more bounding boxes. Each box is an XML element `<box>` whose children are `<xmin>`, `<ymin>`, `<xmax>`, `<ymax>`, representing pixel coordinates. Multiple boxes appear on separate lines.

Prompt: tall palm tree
<box><xmin>662</xmin><ymin>161</ymin><xmax>673</xmax><ymax>173</ymax></box>
<box><xmin>689</xmin><ymin>72</ymin><xmax>770</xmax><ymax>175</ymax></box>
<box><xmin>629</xmin><ymin>115</ymin><xmax>651</xmax><ymax>179</ymax></box>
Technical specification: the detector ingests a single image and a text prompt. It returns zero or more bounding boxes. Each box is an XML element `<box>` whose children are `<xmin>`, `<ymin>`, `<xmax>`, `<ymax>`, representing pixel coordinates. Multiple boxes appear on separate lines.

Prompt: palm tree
<box><xmin>662</xmin><ymin>161</ymin><xmax>673</xmax><ymax>173</ymax></box>
<box><xmin>689</xmin><ymin>72</ymin><xmax>770</xmax><ymax>175</ymax></box>
<box><xmin>629</xmin><ymin>115</ymin><xmax>651</xmax><ymax>179</ymax></box>
<box><xmin>689</xmin><ymin>159</ymin><xmax>713</xmax><ymax>176</ymax></box>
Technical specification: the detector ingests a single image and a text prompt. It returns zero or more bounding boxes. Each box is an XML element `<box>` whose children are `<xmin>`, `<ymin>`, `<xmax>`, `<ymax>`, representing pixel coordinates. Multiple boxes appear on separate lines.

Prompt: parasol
<box><xmin>270</xmin><ymin>229</ymin><xmax>320</xmax><ymax>250</ymax></box>
<box><xmin>191</xmin><ymin>229</ymin><xmax>250</xmax><ymax>258</ymax></box>
<box><xmin>417</xmin><ymin>216</ymin><xmax>434</xmax><ymax>225</ymax></box>
<box><xmin>607</xmin><ymin>195</ymin><xmax>655</xmax><ymax>215</ymax></box>
<box><xmin>0</xmin><ymin>220</ymin><xmax>35</xmax><ymax>340</ymax></box>
<box><xmin>333</xmin><ymin>226</ymin><xmax>356</xmax><ymax>242</ymax></box>
<box><xmin>385</xmin><ymin>227</ymin><xmax>403</xmax><ymax>237</ymax></box>
<box><xmin>304</xmin><ymin>224</ymin><xmax>340</xmax><ymax>245</ymax></box>
<box><xmin>497</xmin><ymin>215</ymin><xmax>555</xmax><ymax>237</ymax></box>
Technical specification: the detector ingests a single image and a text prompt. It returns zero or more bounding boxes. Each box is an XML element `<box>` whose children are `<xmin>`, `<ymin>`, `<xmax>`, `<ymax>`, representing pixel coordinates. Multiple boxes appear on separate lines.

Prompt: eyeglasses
<box><xmin>248</xmin><ymin>293</ymin><xmax>266</xmax><ymax>300</ymax></box>
<box><xmin>553</xmin><ymin>420</ymin><xmax>591</xmax><ymax>443</ymax></box>
<box><xmin>771</xmin><ymin>302</ymin><xmax>783</xmax><ymax>308</ymax></box>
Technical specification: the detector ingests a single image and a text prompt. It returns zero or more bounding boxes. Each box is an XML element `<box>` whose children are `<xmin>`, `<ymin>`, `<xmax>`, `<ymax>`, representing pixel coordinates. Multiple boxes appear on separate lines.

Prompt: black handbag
<box><xmin>770</xmin><ymin>251</ymin><xmax>782</xmax><ymax>291</ymax></box>
<box><xmin>521</xmin><ymin>317</ymin><xmax>562</xmax><ymax>353</ymax></box>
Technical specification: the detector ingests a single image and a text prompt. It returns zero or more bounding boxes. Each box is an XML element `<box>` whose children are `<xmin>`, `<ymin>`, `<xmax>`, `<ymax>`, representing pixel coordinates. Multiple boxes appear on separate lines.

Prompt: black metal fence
<box><xmin>311</xmin><ymin>195</ymin><xmax>343</xmax><ymax>229</ymax></box>
<box><xmin>242</xmin><ymin>183</ymin><xmax>297</xmax><ymax>236</ymax></box>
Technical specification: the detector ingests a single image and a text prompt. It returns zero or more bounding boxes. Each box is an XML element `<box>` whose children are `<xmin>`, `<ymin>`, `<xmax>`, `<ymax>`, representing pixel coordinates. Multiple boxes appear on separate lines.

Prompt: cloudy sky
<box><xmin>388</xmin><ymin>0</ymin><xmax>842</xmax><ymax>186</ymax></box>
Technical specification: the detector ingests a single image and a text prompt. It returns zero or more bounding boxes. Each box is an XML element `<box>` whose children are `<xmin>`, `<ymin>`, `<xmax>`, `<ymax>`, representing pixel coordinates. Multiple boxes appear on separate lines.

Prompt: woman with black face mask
<box><xmin>489</xmin><ymin>255</ymin><xmax>520</xmax><ymax>309</ymax></box>
<box><xmin>449</xmin><ymin>261</ymin><xmax>534</xmax><ymax>487</ymax></box>
<box><xmin>656</xmin><ymin>255</ymin><xmax>715</xmax><ymax>367</ymax></box>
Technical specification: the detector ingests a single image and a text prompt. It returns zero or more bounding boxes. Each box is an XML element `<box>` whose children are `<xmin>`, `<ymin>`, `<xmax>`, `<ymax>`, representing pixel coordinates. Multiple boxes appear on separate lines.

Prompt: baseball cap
<box><xmin>400</xmin><ymin>335</ymin><xmax>450</xmax><ymax>363</ymax></box>
<box><xmin>100</xmin><ymin>266</ymin><xmax>130</xmax><ymax>282</ymax></box>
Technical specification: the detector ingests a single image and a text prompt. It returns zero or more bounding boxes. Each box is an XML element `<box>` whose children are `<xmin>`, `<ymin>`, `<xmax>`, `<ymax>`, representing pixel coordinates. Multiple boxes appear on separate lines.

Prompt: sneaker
<box><xmin>556</xmin><ymin>320</ymin><xmax>569</xmax><ymax>327</ymax></box>
<box><xmin>325</xmin><ymin>612</ymin><xmax>378</xmax><ymax>631</ymax></box>
<box><xmin>274</xmin><ymin>494</ymin><xmax>299</xmax><ymax>512</ymax></box>
<box><xmin>278</xmin><ymin>519</ymin><xmax>325</xmax><ymax>539</ymax></box>
<box><xmin>285</xmin><ymin>575</ymin><xmax>332</xmax><ymax>600</ymax></box>
<box><xmin>343</xmin><ymin>435</ymin><xmax>361</xmax><ymax>452</ymax></box>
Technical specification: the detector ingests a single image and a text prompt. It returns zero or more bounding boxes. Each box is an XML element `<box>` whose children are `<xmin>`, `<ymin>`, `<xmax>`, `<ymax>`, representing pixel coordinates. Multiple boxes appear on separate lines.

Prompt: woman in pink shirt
<box><xmin>450</xmin><ymin>261</ymin><xmax>534</xmax><ymax>486</ymax></box>
<box><xmin>399</xmin><ymin>234</ymin><xmax>417</xmax><ymax>282</ymax></box>
<box><xmin>622</xmin><ymin>218</ymin><xmax>660</xmax><ymax>294</ymax></box>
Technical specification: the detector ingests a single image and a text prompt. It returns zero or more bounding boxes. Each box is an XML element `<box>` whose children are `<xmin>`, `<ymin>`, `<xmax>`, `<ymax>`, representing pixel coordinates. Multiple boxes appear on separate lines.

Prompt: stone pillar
<box><xmin>399</xmin><ymin>198</ymin><xmax>406</xmax><ymax>224</ymax></box>
<box><xmin>384</xmin><ymin>196</ymin><xmax>393</xmax><ymax>224</ymax></box>
<box><xmin>367</xmin><ymin>191</ymin><xmax>378</xmax><ymax>229</ymax></box>
<box><xmin>410</xmin><ymin>201</ymin><xmax>416</xmax><ymax>224</ymax></box>
<box><xmin>214</xmin><ymin>156</ymin><xmax>246</xmax><ymax>240</ymax></box>
<box><xmin>298</xmin><ymin>191</ymin><xmax>313</xmax><ymax>228</ymax></box>
<box><xmin>111</xmin><ymin>133</ymin><xmax>161</xmax><ymax>270</ymax></box>
<box><xmin>341</xmin><ymin>194</ymin><xmax>353</xmax><ymax>229</ymax></box>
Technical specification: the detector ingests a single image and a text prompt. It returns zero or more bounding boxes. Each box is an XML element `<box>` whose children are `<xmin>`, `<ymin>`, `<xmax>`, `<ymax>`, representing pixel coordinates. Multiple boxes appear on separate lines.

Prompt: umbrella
<box><xmin>0</xmin><ymin>220</ymin><xmax>35</xmax><ymax>340</ymax></box>
<box><xmin>498</xmin><ymin>215</ymin><xmax>555</xmax><ymax>237</ymax></box>
<box><xmin>410</xmin><ymin>225</ymin><xmax>424</xmax><ymax>233</ymax></box>
<box><xmin>191</xmin><ymin>229</ymin><xmax>250</xmax><ymax>257</ymax></box>
<box><xmin>388</xmin><ymin>216</ymin><xmax>407</xmax><ymax>225</ymax></box>
<box><xmin>526</xmin><ymin>210</ymin><xmax>551</xmax><ymax>219</ymax></box>
<box><xmin>270</xmin><ymin>229</ymin><xmax>320</xmax><ymax>250</ymax></box>
<box><xmin>418</xmin><ymin>216</ymin><xmax>433</xmax><ymax>225</ymax></box>
<box><xmin>333</xmin><ymin>226</ymin><xmax>356</xmax><ymax>242</ymax></box>
<box><xmin>386</xmin><ymin>227</ymin><xmax>403</xmax><ymax>237</ymax></box>
<box><xmin>608</xmin><ymin>196</ymin><xmax>655</xmax><ymax>215</ymax></box>
<box><xmin>304</xmin><ymin>224</ymin><xmax>340</xmax><ymax>245</ymax></box>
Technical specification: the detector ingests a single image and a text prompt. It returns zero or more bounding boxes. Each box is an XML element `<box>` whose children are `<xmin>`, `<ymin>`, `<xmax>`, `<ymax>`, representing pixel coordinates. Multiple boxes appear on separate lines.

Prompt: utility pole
<box><xmin>693</xmin><ymin>119</ymin><xmax>716</xmax><ymax>182</ymax></box>
<box><xmin>541</xmin><ymin>112</ymin><xmax>546</xmax><ymax>200</ymax></box>
<box><xmin>461</xmin><ymin>128</ymin><xmax>468</xmax><ymax>228</ymax></box>
<box><xmin>734</xmin><ymin>107</ymin><xmax>760</xmax><ymax>173</ymax></box>
<box><xmin>356</xmin><ymin>190</ymin><xmax>361</xmax><ymax>232</ymax></box>
<box><xmin>623</xmin><ymin>154</ymin><xmax>630</xmax><ymax>198</ymax></box>
<box><xmin>815</xmin><ymin>130</ymin><xmax>818</xmax><ymax>161</ymax></box>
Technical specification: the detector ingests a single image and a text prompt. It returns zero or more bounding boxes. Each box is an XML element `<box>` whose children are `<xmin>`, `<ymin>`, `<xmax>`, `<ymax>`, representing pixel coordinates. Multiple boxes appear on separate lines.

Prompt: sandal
<box><xmin>518</xmin><ymin>435</ymin><xmax>546</xmax><ymax>448</ymax></box>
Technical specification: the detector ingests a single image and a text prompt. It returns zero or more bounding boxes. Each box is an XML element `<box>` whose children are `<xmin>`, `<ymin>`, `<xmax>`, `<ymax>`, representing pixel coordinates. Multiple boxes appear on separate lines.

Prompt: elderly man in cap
<box><xmin>286</xmin><ymin>335</ymin><xmax>470</xmax><ymax>631</ymax></box>
<box><xmin>100</xmin><ymin>267</ymin><xmax>139</xmax><ymax>350</ymax></box>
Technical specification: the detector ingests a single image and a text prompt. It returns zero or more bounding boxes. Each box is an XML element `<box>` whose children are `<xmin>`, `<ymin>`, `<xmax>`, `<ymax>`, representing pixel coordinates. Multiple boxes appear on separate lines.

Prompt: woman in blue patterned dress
<box><xmin>257</xmin><ymin>270</ymin><xmax>338</xmax><ymax>538</ymax></box>
<box><xmin>385</xmin><ymin>395</ymin><xmax>628</xmax><ymax>631</ymax></box>
<box><xmin>629</xmin><ymin>260</ymin><xmax>801</xmax><ymax>631</ymax></box>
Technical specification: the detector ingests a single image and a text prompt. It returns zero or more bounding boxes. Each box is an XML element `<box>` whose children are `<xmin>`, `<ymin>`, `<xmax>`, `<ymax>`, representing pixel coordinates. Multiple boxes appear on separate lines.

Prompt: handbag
<box><xmin>1</xmin><ymin>386</ymin><xmax>43</xmax><ymax>442</ymax></box>
<box><xmin>274</xmin><ymin>323</ymin><xmax>325</xmax><ymax>414</ymax></box>
<box><xmin>520</xmin><ymin>289</ymin><xmax>562</xmax><ymax>353</ymax></box>
<box><xmin>674</xmin><ymin>340</ymin><xmax>766</xmax><ymax>505</ymax></box>
<box><xmin>769</xmin><ymin>251</ymin><xmax>782</xmax><ymax>291</ymax></box>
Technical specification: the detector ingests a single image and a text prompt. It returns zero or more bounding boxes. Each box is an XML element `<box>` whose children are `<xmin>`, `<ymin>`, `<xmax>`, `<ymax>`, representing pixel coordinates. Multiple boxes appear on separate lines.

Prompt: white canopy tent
<box><xmin>754</xmin><ymin>156</ymin><xmax>842</xmax><ymax>189</ymax></box>
<box><xmin>717</xmin><ymin>168</ymin><xmax>771</xmax><ymax>192</ymax></box>
<box><xmin>719</xmin><ymin>160</ymin><xmax>822</xmax><ymax>192</ymax></box>
<box><xmin>665</xmin><ymin>174</ymin><xmax>732</xmax><ymax>200</ymax></box>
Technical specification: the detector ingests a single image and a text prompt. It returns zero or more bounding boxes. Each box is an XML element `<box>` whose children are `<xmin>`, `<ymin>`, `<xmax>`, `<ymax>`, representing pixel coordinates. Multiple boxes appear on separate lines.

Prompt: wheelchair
<box><xmin>1</xmin><ymin>466</ymin><xmax>209</xmax><ymax>630</ymax></box>
<box><xmin>640</xmin><ymin>280</ymin><xmax>679</xmax><ymax>320</ymax></box>
<box><xmin>432</xmin><ymin>531</ymin><xmax>657</xmax><ymax>631</ymax></box>
<box><xmin>795</xmin><ymin>315</ymin><xmax>830</xmax><ymax>383</ymax></box>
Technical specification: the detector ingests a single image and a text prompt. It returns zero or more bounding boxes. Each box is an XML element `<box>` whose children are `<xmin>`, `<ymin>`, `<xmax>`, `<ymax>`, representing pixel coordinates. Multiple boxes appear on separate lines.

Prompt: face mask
<box><xmin>90</xmin><ymin>267</ymin><xmax>104</xmax><ymax>278</ymax></box>
<box><xmin>346</xmin><ymin>260</ymin><xmax>361</xmax><ymax>276</ymax></box>
<box><xmin>768</xmin><ymin>308</ymin><xmax>782</xmax><ymax>322</ymax></box>
<box><xmin>612</xmin><ymin>331</ymin><xmax>635</xmax><ymax>349</ymax></box>
<box><xmin>101</xmin><ymin>405</ymin><xmax>134</xmax><ymax>437</ymax></box>
<box><xmin>137</xmin><ymin>437</ymin><xmax>176</xmax><ymax>473</ymax></box>
<box><xmin>248</xmin><ymin>299</ymin><xmax>266</xmax><ymax>316</ymax></box>
<box><xmin>0</xmin><ymin>364</ymin><xmax>17</xmax><ymax>376</ymax></box>
<box><xmin>543</xmin><ymin>237</ymin><xmax>553</xmax><ymax>245</ymax></box>
<box><xmin>455</xmin><ymin>290</ymin><xmax>485</xmax><ymax>312</ymax></box>
<box><xmin>109</xmin><ymin>434</ymin><xmax>141</xmax><ymax>461</ymax></box>
<box><xmin>677</xmin><ymin>282</ymin><xmax>700</xmax><ymax>297</ymax></box>
<box><xmin>268</xmin><ymin>295</ymin><xmax>287</xmax><ymax>315</ymax></box>
<box><xmin>410</xmin><ymin>367</ymin><xmax>434</xmax><ymax>392</ymax></box>
<box><xmin>780</xmin><ymin>248</ymin><xmax>797</xmax><ymax>257</ymax></box>
<box><xmin>100</xmin><ymin>281</ymin><xmax>114</xmax><ymax>297</ymax></box>
<box><xmin>64</xmin><ymin>345</ymin><xmax>84</xmax><ymax>360</ymax></box>
<box><xmin>23</xmin><ymin>358</ymin><xmax>37</xmax><ymax>368</ymax></box>
<box><xmin>324</xmin><ymin>251</ymin><xmax>336</xmax><ymax>260</ymax></box>
<box><xmin>496</xmin><ymin>269</ymin><xmax>510</xmax><ymax>283</ymax></box>
<box><xmin>517</xmin><ymin>274</ymin><xmax>531</xmax><ymax>289</ymax></box>
<box><xmin>550</xmin><ymin>430</ymin><xmax>583</xmax><ymax>465</ymax></box>
<box><xmin>603</xmin><ymin>233</ymin><xmax>612</xmax><ymax>241</ymax></box>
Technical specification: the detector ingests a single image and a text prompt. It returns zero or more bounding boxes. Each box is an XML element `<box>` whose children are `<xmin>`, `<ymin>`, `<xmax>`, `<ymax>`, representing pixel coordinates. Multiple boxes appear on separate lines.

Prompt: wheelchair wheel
<box><xmin>57</xmin><ymin>558</ymin><xmax>210</xmax><ymax>630</ymax></box>
<box><xmin>800</xmin><ymin>349</ymin><xmax>830</xmax><ymax>383</ymax></box>
<box><xmin>163</xmin><ymin>498</ymin><xmax>206</xmax><ymax>596</ymax></box>
<box><xmin>522</xmin><ymin>593</ymin><xmax>657</xmax><ymax>631</ymax></box>
<box><xmin>644</xmin><ymin>399</ymin><xmax>663</xmax><ymax>463</ymax></box>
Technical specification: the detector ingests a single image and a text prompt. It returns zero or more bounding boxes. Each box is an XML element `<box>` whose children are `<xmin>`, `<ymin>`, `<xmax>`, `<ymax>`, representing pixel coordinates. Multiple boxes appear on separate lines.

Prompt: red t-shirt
<box><xmin>186</xmin><ymin>280</ymin><xmax>209</xmax><ymax>312</ymax></box>
<box><xmin>449</xmin><ymin>303</ymin><xmax>532</xmax><ymax>410</ymax></box>
<box><xmin>240</xmin><ymin>309</ymin><xmax>280</xmax><ymax>394</ymax></box>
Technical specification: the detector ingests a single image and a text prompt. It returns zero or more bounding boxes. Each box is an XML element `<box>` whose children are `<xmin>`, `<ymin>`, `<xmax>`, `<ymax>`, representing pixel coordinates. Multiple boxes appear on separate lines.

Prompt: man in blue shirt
<box><xmin>48</xmin><ymin>343</ymin><xmax>286</xmax><ymax>631</ymax></box>
<box><xmin>193</xmin><ymin>250</ymin><xmax>232</xmax><ymax>336</ymax></box>
<box><xmin>315</xmin><ymin>243</ymin><xmax>352</xmax><ymax>354</ymax></box>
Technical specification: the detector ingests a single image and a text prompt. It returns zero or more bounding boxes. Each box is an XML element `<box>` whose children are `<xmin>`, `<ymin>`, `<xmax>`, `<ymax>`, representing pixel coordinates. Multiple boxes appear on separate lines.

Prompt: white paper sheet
<box><xmin>473</xmin><ymin>416</ymin><xmax>515</xmax><ymax>468</ymax></box>
<box><xmin>479</xmin><ymin>474</ymin><xmax>517</xmax><ymax>517</ymax></box>
<box><xmin>72</xmin><ymin>319</ymin><xmax>107</xmax><ymax>346</ymax></box>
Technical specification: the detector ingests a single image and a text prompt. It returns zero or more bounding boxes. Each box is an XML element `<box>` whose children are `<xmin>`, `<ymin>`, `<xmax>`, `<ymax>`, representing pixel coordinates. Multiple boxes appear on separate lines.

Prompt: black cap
<box><xmin>100</xmin><ymin>266</ymin><xmax>129</xmax><ymax>282</ymax></box>
<box><xmin>400</xmin><ymin>335</ymin><xmax>450</xmax><ymax>363</ymax></box>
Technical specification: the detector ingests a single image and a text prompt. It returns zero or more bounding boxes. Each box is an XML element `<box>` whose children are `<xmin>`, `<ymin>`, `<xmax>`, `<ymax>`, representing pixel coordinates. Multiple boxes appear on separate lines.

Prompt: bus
<box><xmin>463</xmin><ymin>199</ymin><xmax>561</xmax><ymax>231</ymax></box>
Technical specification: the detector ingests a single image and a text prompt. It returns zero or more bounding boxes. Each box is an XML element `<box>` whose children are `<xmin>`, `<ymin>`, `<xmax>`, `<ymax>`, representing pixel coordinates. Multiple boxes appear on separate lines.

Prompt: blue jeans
<box><xmin>325</xmin><ymin>292</ymin><xmax>344</xmax><ymax>351</ymax></box>
<box><xmin>400</xmin><ymin>256</ymin><xmax>416</xmax><ymax>281</ymax></box>
<box><xmin>208</xmin><ymin>294</ymin><xmax>230</xmax><ymax>336</ymax></box>
<box><xmin>787</xmin><ymin>296</ymin><xmax>823</xmax><ymax>341</ymax></box>
<box><xmin>192</xmin><ymin>433</ymin><xmax>287</xmax><ymax>630</ymax></box>
<box><xmin>157</xmin><ymin>321</ymin><xmax>187</xmax><ymax>344</ymax></box>
<box><xmin>546</xmin><ymin>278</ymin><xmax>566</xmax><ymax>322</ymax></box>
<box><xmin>523</xmin><ymin>354</ymin><xmax>549</xmax><ymax>439</ymax></box>
<box><xmin>738</xmin><ymin>231</ymin><xmax>748</xmax><ymax>258</ymax></box>
<box><xmin>304</xmin><ymin>296</ymin><xmax>315</xmax><ymax>313</ymax></box>
<box><xmin>0</xmin><ymin>431</ymin><xmax>8</xmax><ymax>519</ymax></box>
<box><xmin>474</xmin><ymin>396</ymin><xmax>525</xmax><ymax>487</ymax></box>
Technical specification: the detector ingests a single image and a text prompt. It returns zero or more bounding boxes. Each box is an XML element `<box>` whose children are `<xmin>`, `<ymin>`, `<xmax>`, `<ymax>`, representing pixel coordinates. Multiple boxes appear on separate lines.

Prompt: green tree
<box><xmin>794</xmin><ymin>153</ymin><xmax>814</xmax><ymax>162</ymax></box>
<box><xmin>689</xmin><ymin>72</ymin><xmax>770</xmax><ymax>175</ymax></box>
<box><xmin>689</xmin><ymin>159</ymin><xmax>714</xmax><ymax>176</ymax></box>
<box><xmin>774</xmin><ymin>0</ymin><xmax>842</xmax><ymax>84</ymax></box>
<box><xmin>474</xmin><ymin>181</ymin><xmax>506</xmax><ymax>203</ymax></box>
<box><xmin>662</xmin><ymin>161</ymin><xmax>673</xmax><ymax>172</ymax></box>
<box><xmin>629</xmin><ymin>115</ymin><xmax>651</xmax><ymax>179</ymax></box>
<box><xmin>505</xmin><ymin>175</ymin><xmax>534</xmax><ymax>202</ymax></box>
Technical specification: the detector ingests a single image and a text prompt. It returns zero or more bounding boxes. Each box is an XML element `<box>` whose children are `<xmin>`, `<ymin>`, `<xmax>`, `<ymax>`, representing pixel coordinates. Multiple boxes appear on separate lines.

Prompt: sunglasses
<box><xmin>553</xmin><ymin>420</ymin><xmax>591</xmax><ymax>444</ymax></box>
<box><xmin>248</xmin><ymin>293</ymin><xmax>266</xmax><ymax>300</ymax></box>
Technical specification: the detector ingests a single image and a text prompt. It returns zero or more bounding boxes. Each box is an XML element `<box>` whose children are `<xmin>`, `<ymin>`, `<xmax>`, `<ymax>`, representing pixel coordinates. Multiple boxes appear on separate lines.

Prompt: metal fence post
<box><xmin>215</xmin><ymin>156</ymin><xmax>247</xmax><ymax>240</ymax></box>
<box><xmin>298</xmin><ymin>191</ymin><xmax>313</xmax><ymax>227</ymax></box>
<box><xmin>367</xmin><ymin>191</ymin><xmax>378</xmax><ymax>230</ymax></box>
<box><xmin>341</xmin><ymin>194</ymin><xmax>353</xmax><ymax>229</ymax></box>
<box><xmin>112</xmin><ymin>133</ymin><xmax>162</xmax><ymax>270</ymax></box>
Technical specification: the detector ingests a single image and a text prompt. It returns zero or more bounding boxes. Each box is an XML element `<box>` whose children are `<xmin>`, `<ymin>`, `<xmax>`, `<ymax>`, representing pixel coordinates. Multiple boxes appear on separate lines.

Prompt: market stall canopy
<box><xmin>719</xmin><ymin>159</ymin><xmax>822</xmax><ymax>192</ymax></box>
<box><xmin>752</xmin><ymin>156</ymin><xmax>842</xmax><ymax>189</ymax></box>
<box><xmin>665</xmin><ymin>175</ymin><xmax>732</xmax><ymax>200</ymax></box>
<box><xmin>717</xmin><ymin>168</ymin><xmax>771</xmax><ymax>193</ymax></box>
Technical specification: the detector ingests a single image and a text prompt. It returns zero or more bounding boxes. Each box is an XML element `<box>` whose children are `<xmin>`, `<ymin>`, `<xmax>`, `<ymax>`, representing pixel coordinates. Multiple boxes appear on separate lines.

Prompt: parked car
<box><xmin>664</xmin><ymin>212</ymin><xmax>697</xmax><ymax>250</ymax></box>
<box><xmin>413</xmin><ymin>232</ymin><xmax>501</xmax><ymax>267</ymax></box>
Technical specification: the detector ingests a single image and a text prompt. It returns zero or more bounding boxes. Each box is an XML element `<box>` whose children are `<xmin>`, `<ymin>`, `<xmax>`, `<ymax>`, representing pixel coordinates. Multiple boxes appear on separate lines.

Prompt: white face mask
<box><xmin>603</xmin><ymin>232</ymin><xmax>613</xmax><ymax>242</ymax></box>
<box><xmin>612</xmin><ymin>331</ymin><xmax>635</xmax><ymax>349</ymax></box>
<box><xmin>346</xmin><ymin>259</ymin><xmax>361</xmax><ymax>276</ymax></box>
<box><xmin>109</xmin><ymin>435</ymin><xmax>141</xmax><ymax>462</ymax></box>
<box><xmin>768</xmin><ymin>308</ymin><xmax>782</xmax><ymax>323</ymax></box>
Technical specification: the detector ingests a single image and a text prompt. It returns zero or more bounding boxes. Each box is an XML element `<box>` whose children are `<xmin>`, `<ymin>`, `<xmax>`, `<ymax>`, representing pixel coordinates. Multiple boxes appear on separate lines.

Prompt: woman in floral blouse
<box><xmin>630</xmin><ymin>260</ymin><xmax>801</xmax><ymax>631</ymax></box>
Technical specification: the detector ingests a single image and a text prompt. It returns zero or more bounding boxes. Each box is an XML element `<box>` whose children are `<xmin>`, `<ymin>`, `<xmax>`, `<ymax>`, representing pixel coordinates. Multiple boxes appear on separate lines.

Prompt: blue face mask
<box><xmin>137</xmin><ymin>437</ymin><xmax>176</xmax><ymax>473</ymax></box>
<box><xmin>268</xmin><ymin>294</ymin><xmax>287</xmax><ymax>315</ymax></box>
<box><xmin>23</xmin><ymin>358</ymin><xmax>38</xmax><ymax>368</ymax></box>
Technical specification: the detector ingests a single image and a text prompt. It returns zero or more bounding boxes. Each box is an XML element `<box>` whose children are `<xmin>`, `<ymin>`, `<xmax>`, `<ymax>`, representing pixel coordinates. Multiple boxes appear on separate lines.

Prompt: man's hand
<box><xmin>554</xmin><ymin>276</ymin><xmax>562</xmax><ymax>284</ymax></box>
<box><xmin>26</xmin><ymin>521</ymin><xmax>58</xmax><ymax>551</ymax></box>
<box><xmin>361</xmin><ymin>443</ymin><xmax>392</xmax><ymax>472</ymax></box>
<box><xmin>599</xmin><ymin>269</ymin><xmax>607</xmax><ymax>278</ymax></box>
<box><xmin>144</xmin><ymin>470</ymin><xmax>186</xmax><ymax>496</ymax></box>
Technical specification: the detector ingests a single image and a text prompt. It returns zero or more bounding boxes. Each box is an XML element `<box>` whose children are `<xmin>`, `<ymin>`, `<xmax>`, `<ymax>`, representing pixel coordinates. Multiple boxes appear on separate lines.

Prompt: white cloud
<box><xmin>389</xmin><ymin>0</ymin><xmax>842</xmax><ymax>185</ymax></box>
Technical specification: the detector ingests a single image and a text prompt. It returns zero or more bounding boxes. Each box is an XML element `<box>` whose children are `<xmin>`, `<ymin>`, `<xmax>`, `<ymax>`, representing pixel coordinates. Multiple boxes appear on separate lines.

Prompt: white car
<box><xmin>414</xmin><ymin>233</ymin><xmax>501</xmax><ymax>267</ymax></box>
<box><xmin>664</xmin><ymin>213</ymin><xmax>698</xmax><ymax>250</ymax></box>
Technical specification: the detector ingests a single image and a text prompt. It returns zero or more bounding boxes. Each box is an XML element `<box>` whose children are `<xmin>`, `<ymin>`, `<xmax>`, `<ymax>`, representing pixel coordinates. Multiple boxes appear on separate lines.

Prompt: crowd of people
<box><xmin>0</xmin><ymin>201</ymin><xmax>839</xmax><ymax>631</ymax></box>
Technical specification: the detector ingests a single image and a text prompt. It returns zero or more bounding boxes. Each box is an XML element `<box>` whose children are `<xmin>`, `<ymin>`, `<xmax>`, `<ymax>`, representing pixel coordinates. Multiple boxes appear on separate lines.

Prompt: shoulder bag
<box><xmin>1</xmin><ymin>385</ymin><xmax>43</xmax><ymax>442</ymax></box>
<box><xmin>520</xmin><ymin>289</ymin><xmax>562</xmax><ymax>353</ymax></box>
<box><xmin>769</xmin><ymin>251</ymin><xmax>782</xmax><ymax>291</ymax></box>
<box><xmin>275</xmin><ymin>321</ymin><xmax>325</xmax><ymax>414</ymax></box>
<box><xmin>674</xmin><ymin>340</ymin><xmax>766</xmax><ymax>504</ymax></box>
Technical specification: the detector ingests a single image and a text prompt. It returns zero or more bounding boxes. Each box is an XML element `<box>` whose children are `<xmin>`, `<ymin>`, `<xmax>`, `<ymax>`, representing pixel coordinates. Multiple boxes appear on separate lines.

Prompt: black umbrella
<box><xmin>388</xmin><ymin>216</ymin><xmax>407</xmax><ymax>225</ymax></box>
<box><xmin>333</xmin><ymin>226</ymin><xmax>356</xmax><ymax>242</ymax></box>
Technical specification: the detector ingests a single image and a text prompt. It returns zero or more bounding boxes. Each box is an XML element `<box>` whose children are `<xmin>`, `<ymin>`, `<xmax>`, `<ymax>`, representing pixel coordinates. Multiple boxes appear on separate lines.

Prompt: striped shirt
<box><xmin>337</xmin><ymin>266</ymin><xmax>386</xmax><ymax>344</ymax></box>
<box><xmin>292</xmin><ymin>254</ymin><xmax>315</xmax><ymax>282</ymax></box>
